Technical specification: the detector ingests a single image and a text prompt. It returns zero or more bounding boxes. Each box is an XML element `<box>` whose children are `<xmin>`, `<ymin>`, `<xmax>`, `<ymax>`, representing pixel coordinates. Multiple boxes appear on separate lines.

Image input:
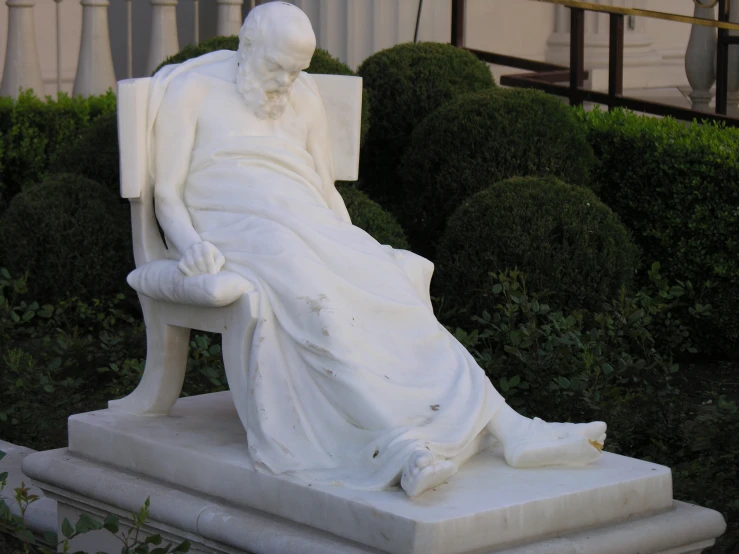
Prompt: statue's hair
<box><xmin>238</xmin><ymin>2</ymin><xmax>311</xmax><ymax>53</ymax></box>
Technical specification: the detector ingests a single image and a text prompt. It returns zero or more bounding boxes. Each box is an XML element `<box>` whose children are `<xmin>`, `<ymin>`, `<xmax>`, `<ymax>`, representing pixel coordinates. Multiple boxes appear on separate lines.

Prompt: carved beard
<box><xmin>236</xmin><ymin>52</ymin><xmax>291</xmax><ymax>120</ymax></box>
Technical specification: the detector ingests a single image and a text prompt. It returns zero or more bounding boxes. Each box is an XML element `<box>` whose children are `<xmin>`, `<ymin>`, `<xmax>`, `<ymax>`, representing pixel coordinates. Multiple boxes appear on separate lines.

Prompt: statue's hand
<box><xmin>178</xmin><ymin>241</ymin><xmax>226</xmax><ymax>276</ymax></box>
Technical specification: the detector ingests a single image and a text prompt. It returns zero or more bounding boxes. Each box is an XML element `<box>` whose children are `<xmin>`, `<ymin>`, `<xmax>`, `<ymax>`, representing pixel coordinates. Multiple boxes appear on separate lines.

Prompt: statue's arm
<box><xmin>303</xmin><ymin>83</ymin><xmax>352</xmax><ymax>224</ymax></box>
<box><xmin>153</xmin><ymin>76</ymin><xmax>202</xmax><ymax>253</ymax></box>
<box><xmin>153</xmin><ymin>76</ymin><xmax>225</xmax><ymax>275</ymax></box>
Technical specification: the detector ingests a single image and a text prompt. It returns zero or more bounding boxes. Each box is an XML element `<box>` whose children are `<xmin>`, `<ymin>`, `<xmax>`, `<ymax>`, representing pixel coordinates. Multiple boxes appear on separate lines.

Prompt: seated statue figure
<box><xmin>149</xmin><ymin>1</ymin><xmax>607</xmax><ymax>498</ymax></box>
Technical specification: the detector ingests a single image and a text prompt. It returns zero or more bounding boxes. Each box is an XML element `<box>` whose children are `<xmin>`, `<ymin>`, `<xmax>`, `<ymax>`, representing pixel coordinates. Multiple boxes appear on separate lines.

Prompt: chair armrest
<box><xmin>127</xmin><ymin>260</ymin><xmax>255</xmax><ymax>308</ymax></box>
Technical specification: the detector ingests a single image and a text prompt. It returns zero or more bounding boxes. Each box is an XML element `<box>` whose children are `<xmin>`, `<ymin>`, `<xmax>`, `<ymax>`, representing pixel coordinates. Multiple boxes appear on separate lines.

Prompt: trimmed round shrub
<box><xmin>51</xmin><ymin>111</ymin><xmax>120</xmax><ymax>196</ymax></box>
<box><xmin>357</xmin><ymin>42</ymin><xmax>495</xmax><ymax>207</ymax></box>
<box><xmin>157</xmin><ymin>38</ymin><xmax>369</xmax><ymax>146</ymax></box>
<box><xmin>156</xmin><ymin>36</ymin><xmax>240</xmax><ymax>70</ymax></box>
<box><xmin>0</xmin><ymin>174</ymin><xmax>133</xmax><ymax>302</ymax></box>
<box><xmin>337</xmin><ymin>183</ymin><xmax>409</xmax><ymax>249</ymax></box>
<box><xmin>435</xmin><ymin>176</ymin><xmax>640</xmax><ymax>314</ymax></box>
<box><xmin>400</xmin><ymin>88</ymin><xmax>596</xmax><ymax>256</ymax></box>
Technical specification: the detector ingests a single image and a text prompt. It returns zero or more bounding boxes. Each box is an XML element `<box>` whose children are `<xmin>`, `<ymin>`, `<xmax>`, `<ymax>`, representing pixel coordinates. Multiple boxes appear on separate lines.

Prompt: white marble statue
<box><xmin>149</xmin><ymin>1</ymin><xmax>607</xmax><ymax>498</ymax></box>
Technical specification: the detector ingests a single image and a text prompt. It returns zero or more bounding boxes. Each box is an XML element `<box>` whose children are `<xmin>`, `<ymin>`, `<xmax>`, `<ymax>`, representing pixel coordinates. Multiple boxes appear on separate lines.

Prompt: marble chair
<box><xmin>110</xmin><ymin>71</ymin><xmax>363</xmax><ymax>416</ymax></box>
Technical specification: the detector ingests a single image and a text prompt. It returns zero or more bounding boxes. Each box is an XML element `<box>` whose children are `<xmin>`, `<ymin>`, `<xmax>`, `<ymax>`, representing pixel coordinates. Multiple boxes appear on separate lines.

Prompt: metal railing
<box><xmin>451</xmin><ymin>0</ymin><xmax>739</xmax><ymax>126</ymax></box>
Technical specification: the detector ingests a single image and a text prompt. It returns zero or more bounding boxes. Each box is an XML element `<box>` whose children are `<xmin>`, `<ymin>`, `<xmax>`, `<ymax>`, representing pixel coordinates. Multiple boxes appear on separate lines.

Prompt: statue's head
<box><xmin>236</xmin><ymin>2</ymin><xmax>316</xmax><ymax>119</ymax></box>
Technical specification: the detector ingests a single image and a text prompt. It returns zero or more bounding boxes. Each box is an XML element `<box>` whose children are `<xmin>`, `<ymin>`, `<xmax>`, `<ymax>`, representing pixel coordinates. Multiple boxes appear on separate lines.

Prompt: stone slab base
<box><xmin>21</xmin><ymin>392</ymin><xmax>727</xmax><ymax>553</ymax></box>
<box><xmin>0</xmin><ymin>440</ymin><xmax>57</xmax><ymax>539</ymax></box>
<box><xmin>22</xmin><ymin>450</ymin><xmax>726</xmax><ymax>554</ymax></box>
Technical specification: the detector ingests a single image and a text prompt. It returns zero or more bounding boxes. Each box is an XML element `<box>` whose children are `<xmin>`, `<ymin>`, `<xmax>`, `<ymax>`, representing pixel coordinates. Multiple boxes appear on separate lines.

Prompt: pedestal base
<box><xmin>21</xmin><ymin>392</ymin><xmax>726</xmax><ymax>554</ymax></box>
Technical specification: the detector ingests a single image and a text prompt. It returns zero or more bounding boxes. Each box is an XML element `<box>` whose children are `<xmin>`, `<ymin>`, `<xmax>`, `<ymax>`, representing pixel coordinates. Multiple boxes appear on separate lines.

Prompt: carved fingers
<box><xmin>178</xmin><ymin>241</ymin><xmax>226</xmax><ymax>276</ymax></box>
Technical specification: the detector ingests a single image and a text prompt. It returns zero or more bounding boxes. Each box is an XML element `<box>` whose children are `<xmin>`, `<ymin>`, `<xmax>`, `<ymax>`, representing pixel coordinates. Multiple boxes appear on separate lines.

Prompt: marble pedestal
<box><xmin>22</xmin><ymin>392</ymin><xmax>726</xmax><ymax>554</ymax></box>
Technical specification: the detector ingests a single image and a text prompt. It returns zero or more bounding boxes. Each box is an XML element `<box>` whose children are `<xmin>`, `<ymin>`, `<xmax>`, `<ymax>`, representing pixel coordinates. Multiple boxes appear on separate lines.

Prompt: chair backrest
<box><xmin>117</xmin><ymin>72</ymin><xmax>363</xmax><ymax>267</ymax></box>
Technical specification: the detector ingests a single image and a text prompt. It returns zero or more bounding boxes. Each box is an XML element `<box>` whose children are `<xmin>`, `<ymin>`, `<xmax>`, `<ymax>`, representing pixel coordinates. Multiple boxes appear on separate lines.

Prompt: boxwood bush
<box><xmin>0</xmin><ymin>174</ymin><xmax>132</xmax><ymax>303</ymax></box>
<box><xmin>157</xmin><ymin>36</ymin><xmax>370</xmax><ymax>146</ymax></box>
<box><xmin>52</xmin><ymin>111</ymin><xmax>120</xmax><ymax>196</ymax></box>
<box><xmin>435</xmin><ymin>176</ymin><xmax>639</xmax><ymax>314</ymax></box>
<box><xmin>581</xmin><ymin>108</ymin><xmax>739</xmax><ymax>357</ymax></box>
<box><xmin>401</xmin><ymin>88</ymin><xmax>595</xmax><ymax>255</ymax></box>
<box><xmin>336</xmin><ymin>183</ymin><xmax>409</xmax><ymax>249</ymax></box>
<box><xmin>357</xmin><ymin>42</ymin><xmax>495</xmax><ymax>208</ymax></box>
<box><xmin>0</xmin><ymin>91</ymin><xmax>116</xmax><ymax>210</ymax></box>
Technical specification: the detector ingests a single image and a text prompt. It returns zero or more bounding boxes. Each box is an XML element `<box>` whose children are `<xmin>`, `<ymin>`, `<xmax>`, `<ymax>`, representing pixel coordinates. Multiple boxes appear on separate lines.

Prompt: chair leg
<box><xmin>221</xmin><ymin>294</ymin><xmax>259</xmax><ymax>430</ymax></box>
<box><xmin>108</xmin><ymin>297</ymin><xmax>190</xmax><ymax>415</ymax></box>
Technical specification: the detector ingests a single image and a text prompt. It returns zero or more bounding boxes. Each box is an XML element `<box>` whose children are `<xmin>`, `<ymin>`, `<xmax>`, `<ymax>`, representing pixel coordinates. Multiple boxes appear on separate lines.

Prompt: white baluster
<box><xmin>73</xmin><ymin>0</ymin><xmax>117</xmax><ymax>97</ymax></box>
<box><xmin>55</xmin><ymin>0</ymin><xmax>63</xmax><ymax>93</ymax></box>
<box><xmin>0</xmin><ymin>0</ymin><xmax>44</xmax><ymax>98</ymax></box>
<box><xmin>685</xmin><ymin>2</ymin><xmax>717</xmax><ymax>113</ymax></box>
<box><xmin>147</xmin><ymin>0</ymin><xmax>180</xmax><ymax>76</ymax></box>
<box><xmin>728</xmin><ymin>0</ymin><xmax>739</xmax><ymax>116</ymax></box>
<box><xmin>216</xmin><ymin>0</ymin><xmax>244</xmax><ymax>36</ymax></box>
<box><xmin>319</xmin><ymin>0</ymin><xmax>346</xmax><ymax>61</ymax></box>
<box><xmin>126</xmin><ymin>0</ymin><xmax>133</xmax><ymax>78</ymax></box>
<box><xmin>346</xmin><ymin>0</ymin><xmax>372</xmax><ymax>70</ymax></box>
<box><xmin>193</xmin><ymin>0</ymin><xmax>200</xmax><ymax>44</ymax></box>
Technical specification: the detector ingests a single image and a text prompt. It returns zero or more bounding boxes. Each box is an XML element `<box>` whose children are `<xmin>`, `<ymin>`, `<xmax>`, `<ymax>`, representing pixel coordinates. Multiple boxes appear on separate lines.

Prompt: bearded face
<box><xmin>235</xmin><ymin>60</ymin><xmax>289</xmax><ymax>119</ymax></box>
<box><xmin>236</xmin><ymin>42</ymin><xmax>313</xmax><ymax>120</ymax></box>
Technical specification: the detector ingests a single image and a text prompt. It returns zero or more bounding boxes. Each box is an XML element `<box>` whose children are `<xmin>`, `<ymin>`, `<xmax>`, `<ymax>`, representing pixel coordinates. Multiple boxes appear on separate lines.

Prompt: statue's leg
<box><xmin>221</xmin><ymin>293</ymin><xmax>260</xmax><ymax>433</ymax></box>
<box><xmin>108</xmin><ymin>296</ymin><xmax>190</xmax><ymax>415</ymax></box>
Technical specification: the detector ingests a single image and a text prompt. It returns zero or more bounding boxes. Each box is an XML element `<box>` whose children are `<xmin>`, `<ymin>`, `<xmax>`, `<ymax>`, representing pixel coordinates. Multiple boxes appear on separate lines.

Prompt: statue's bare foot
<box><xmin>400</xmin><ymin>451</ymin><xmax>457</xmax><ymax>498</ymax></box>
<box><xmin>503</xmin><ymin>418</ymin><xmax>605</xmax><ymax>468</ymax></box>
<box><xmin>537</xmin><ymin>419</ymin><xmax>607</xmax><ymax>450</ymax></box>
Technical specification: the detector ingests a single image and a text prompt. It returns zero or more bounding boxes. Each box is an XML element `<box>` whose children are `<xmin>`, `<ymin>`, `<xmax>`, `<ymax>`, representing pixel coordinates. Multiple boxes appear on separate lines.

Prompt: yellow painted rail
<box><xmin>529</xmin><ymin>0</ymin><xmax>739</xmax><ymax>31</ymax></box>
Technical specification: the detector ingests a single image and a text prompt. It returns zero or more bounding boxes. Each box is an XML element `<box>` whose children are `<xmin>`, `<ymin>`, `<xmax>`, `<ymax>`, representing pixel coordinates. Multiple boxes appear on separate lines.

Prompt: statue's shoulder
<box><xmin>159</xmin><ymin>51</ymin><xmax>238</xmax><ymax>99</ymax></box>
<box><xmin>292</xmin><ymin>72</ymin><xmax>323</xmax><ymax>112</ymax></box>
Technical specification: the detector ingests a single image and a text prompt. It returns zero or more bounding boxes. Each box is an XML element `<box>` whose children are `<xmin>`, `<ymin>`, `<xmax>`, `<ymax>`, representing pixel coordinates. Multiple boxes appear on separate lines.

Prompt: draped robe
<box><xmin>149</xmin><ymin>53</ymin><xmax>505</xmax><ymax>490</ymax></box>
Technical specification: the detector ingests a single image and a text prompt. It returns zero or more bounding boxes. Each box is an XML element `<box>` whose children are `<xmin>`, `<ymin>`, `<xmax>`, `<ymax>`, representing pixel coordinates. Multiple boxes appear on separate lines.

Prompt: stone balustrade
<box><xmin>0</xmin><ymin>0</ymin><xmax>734</xmax><ymax>115</ymax></box>
<box><xmin>0</xmin><ymin>0</ymin><xmax>451</xmax><ymax>99</ymax></box>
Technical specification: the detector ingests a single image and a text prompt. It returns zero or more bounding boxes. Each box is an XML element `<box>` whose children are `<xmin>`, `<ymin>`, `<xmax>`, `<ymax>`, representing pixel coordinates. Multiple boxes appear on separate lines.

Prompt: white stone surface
<box><xmin>215</xmin><ymin>0</ymin><xmax>244</xmax><ymax>37</ymax></box>
<box><xmin>62</xmin><ymin>392</ymin><xmax>680</xmax><ymax>554</ymax></box>
<box><xmin>72</xmin><ymin>0</ymin><xmax>116</xmax><ymax>97</ymax></box>
<box><xmin>0</xmin><ymin>0</ymin><xmax>44</xmax><ymax>98</ymax></box>
<box><xmin>685</xmin><ymin>3</ymin><xmax>717</xmax><ymax>112</ymax></box>
<box><xmin>146</xmin><ymin>0</ymin><xmax>180</xmax><ymax>77</ymax></box>
<box><xmin>0</xmin><ymin>440</ymin><xmax>57</xmax><ymax>539</ymax></box>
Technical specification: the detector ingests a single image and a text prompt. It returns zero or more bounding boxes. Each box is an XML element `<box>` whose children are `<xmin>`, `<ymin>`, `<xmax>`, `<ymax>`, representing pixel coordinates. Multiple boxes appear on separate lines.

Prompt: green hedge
<box><xmin>52</xmin><ymin>111</ymin><xmax>120</xmax><ymax>196</ymax></box>
<box><xmin>435</xmin><ymin>176</ymin><xmax>639</xmax><ymax>314</ymax></box>
<box><xmin>0</xmin><ymin>174</ymin><xmax>132</xmax><ymax>303</ymax></box>
<box><xmin>581</xmin><ymin>108</ymin><xmax>739</xmax><ymax>357</ymax></box>
<box><xmin>0</xmin><ymin>91</ymin><xmax>116</xmax><ymax>210</ymax></box>
<box><xmin>157</xmin><ymin>36</ymin><xmax>370</xmax><ymax>147</ymax></box>
<box><xmin>336</xmin><ymin>183</ymin><xmax>409</xmax><ymax>249</ymax></box>
<box><xmin>401</xmin><ymin>88</ymin><xmax>595</xmax><ymax>256</ymax></box>
<box><xmin>357</xmin><ymin>42</ymin><xmax>496</xmax><ymax>208</ymax></box>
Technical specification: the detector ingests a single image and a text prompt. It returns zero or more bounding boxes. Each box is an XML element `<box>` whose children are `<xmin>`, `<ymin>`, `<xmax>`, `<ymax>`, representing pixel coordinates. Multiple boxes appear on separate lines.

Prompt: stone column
<box><xmin>73</xmin><ymin>0</ymin><xmax>117</xmax><ymax>97</ymax></box>
<box><xmin>727</xmin><ymin>0</ymin><xmax>739</xmax><ymax>115</ymax></box>
<box><xmin>291</xmin><ymin>0</ymin><xmax>450</xmax><ymax>70</ymax></box>
<box><xmin>0</xmin><ymin>0</ymin><xmax>44</xmax><ymax>98</ymax></box>
<box><xmin>216</xmin><ymin>0</ymin><xmax>244</xmax><ymax>37</ymax></box>
<box><xmin>685</xmin><ymin>2</ymin><xmax>716</xmax><ymax>113</ymax></box>
<box><xmin>146</xmin><ymin>0</ymin><xmax>180</xmax><ymax>76</ymax></box>
<box><xmin>546</xmin><ymin>0</ymin><xmax>660</xmax><ymax>70</ymax></box>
